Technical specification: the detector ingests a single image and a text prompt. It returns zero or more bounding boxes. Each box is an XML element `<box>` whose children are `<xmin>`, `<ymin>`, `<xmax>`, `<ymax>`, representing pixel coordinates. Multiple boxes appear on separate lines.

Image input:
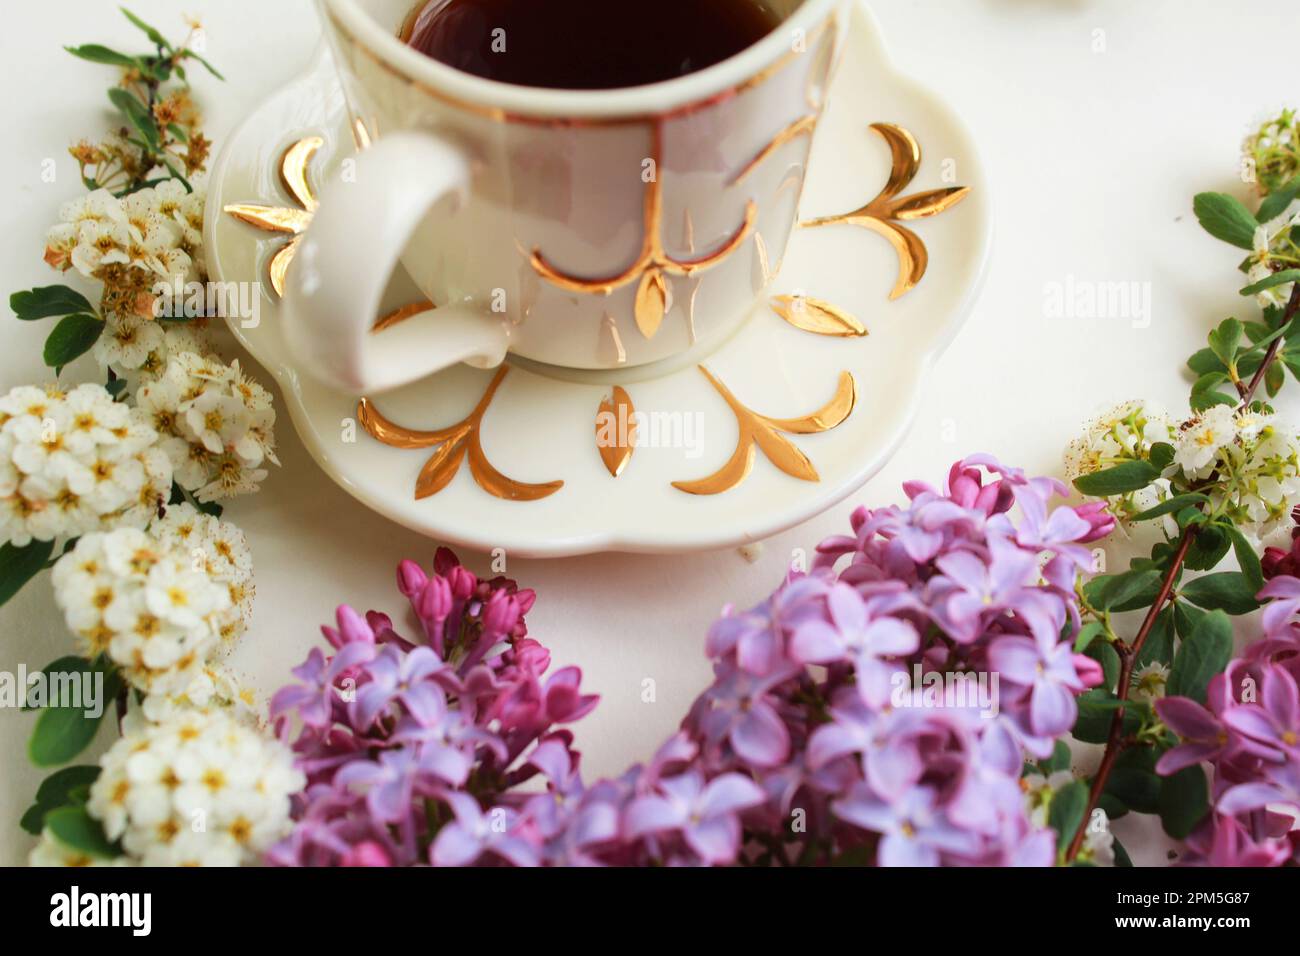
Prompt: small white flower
<box><xmin>151</xmin><ymin>503</ymin><xmax>255</xmax><ymax>647</ymax></box>
<box><xmin>57</xmin><ymin>189</ymin><xmax>127</xmax><ymax>228</ymax></box>
<box><xmin>1065</xmin><ymin>401</ymin><xmax>1174</xmax><ymax>482</ymax></box>
<box><xmin>125</xmin><ymin>663</ymin><xmax>261</xmax><ymax>733</ymax></box>
<box><xmin>94</xmin><ymin>313</ymin><xmax>167</xmax><ymax>371</ymax></box>
<box><xmin>88</xmin><ymin>709</ymin><xmax>303</xmax><ymax>866</ymax></box>
<box><xmin>1174</xmin><ymin>405</ymin><xmax>1237</xmax><ymax>480</ymax></box>
<box><xmin>1083</xmin><ymin>823</ymin><xmax>1116</xmax><ymax>866</ymax></box>
<box><xmin>1131</xmin><ymin>662</ymin><xmax>1170</xmax><ymax>703</ymax></box>
<box><xmin>52</xmin><ymin>528</ymin><xmax>231</xmax><ymax>694</ymax></box>
<box><xmin>137</xmin><ymin>352</ymin><xmax>277</xmax><ymax>502</ymax></box>
<box><xmin>0</xmin><ymin>383</ymin><xmax>171</xmax><ymax>547</ymax></box>
<box><xmin>70</xmin><ymin>217</ymin><xmax>133</xmax><ymax>277</ymax></box>
<box><xmin>1246</xmin><ymin>201</ymin><xmax>1300</xmax><ymax>308</ymax></box>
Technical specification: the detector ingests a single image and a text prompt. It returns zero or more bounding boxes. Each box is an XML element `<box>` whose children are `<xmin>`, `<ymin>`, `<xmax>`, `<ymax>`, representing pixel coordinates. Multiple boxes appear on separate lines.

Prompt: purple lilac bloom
<box><xmin>1151</xmin><ymin>576</ymin><xmax>1300</xmax><ymax>867</ymax></box>
<box><xmin>269</xmin><ymin>458</ymin><xmax>1103</xmax><ymax>867</ymax></box>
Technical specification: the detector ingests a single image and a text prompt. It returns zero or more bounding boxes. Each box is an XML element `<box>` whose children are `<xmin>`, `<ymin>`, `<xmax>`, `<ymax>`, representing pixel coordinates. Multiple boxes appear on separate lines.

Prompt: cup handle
<box><xmin>280</xmin><ymin>130</ymin><xmax>510</xmax><ymax>394</ymax></box>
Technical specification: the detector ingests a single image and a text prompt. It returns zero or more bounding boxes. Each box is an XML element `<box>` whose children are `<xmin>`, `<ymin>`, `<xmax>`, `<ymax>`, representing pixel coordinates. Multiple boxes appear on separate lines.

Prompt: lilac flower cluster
<box><xmin>684</xmin><ymin>455</ymin><xmax>1109</xmax><ymax>865</ymax></box>
<box><xmin>266</xmin><ymin>549</ymin><xmax>600</xmax><ymax>866</ymax></box>
<box><xmin>1154</xmin><ymin>575</ymin><xmax>1300</xmax><ymax>866</ymax></box>
<box><xmin>268</xmin><ymin>457</ymin><xmax>1111</xmax><ymax>866</ymax></box>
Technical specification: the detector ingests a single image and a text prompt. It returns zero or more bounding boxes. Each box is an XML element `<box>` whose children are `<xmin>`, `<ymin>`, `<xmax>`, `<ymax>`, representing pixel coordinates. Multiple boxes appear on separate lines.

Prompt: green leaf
<box><xmin>1184</xmin><ymin>525</ymin><xmax>1231</xmax><ymax>572</ymax></box>
<box><xmin>1074</xmin><ymin>620</ymin><xmax>1105</xmax><ymax>653</ymax></box>
<box><xmin>1193</xmin><ymin>192</ymin><xmax>1260</xmax><ymax>250</ymax></box>
<box><xmin>1038</xmin><ymin>740</ymin><xmax>1072</xmax><ymax>775</ymax></box>
<box><xmin>43</xmin><ymin>806</ymin><xmax>119</xmax><ymax>860</ymax></box>
<box><xmin>1135</xmin><ymin>606</ymin><xmax>1176</xmax><ymax>669</ymax></box>
<box><xmin>1180</xmin><ymin>572</ymin><xmax>1260</xmax><ymax>615</ymax></box>
<box><xmin>1106</xmin><ymin>749</ymin><xmax>1161</xmax><ymax>815</ymax></box>
<box><xmin>27</xmin><ymin>658</ymin><xmax>121</xmax><ymax>767</ymax></box>
<box><xmin>0</xmin><ymin>538</ymin><xmax>55</xmax><ymax>608</ymax></box>
<box><xmin>1073</xmin><ymin>690</ymin><xmax>1141</xmax><ymax>744</ymax></box>
<box><xmin>1173</xmin><ymin>600</ymin><xmax>1206</xmax><ymax>640</ymax></box>
<box><xmin>1148</xmin><ymin>442</ymin><xmax>1175</xmax><ymax>471</ymax></box>
<box><xmin>1240</xmin><ymin>269</ymin><xmax>1300</xmax><ymax>297</ymax></box>
<box><xmin>1049</xmin><ymin>780</ymin><xmax>1089</xmax><ymax>856</ymax></box>
<box><xmin>1189</xmin><ymin>386</ymin><xmax>1237</xmax><ymax>411</ymax></box>
<box><xmin>1113</xmin><ymin>836</ymin><xmax>1134</xmax><ymax>867</ymax></box>
<box><xmin>1167</xmin><ymin>610</ymin><xmax>1233</xmax><ymax>704</ymax></box>
<box><xmin>1266</xmin><ymin>359</ymin><xmax>1286</xmax><ymax>397</ymax></box>
<box><xmin>1190</xmin><ymin>370</ymin><xmax>1229</xmax><ymax>393</ymax></box>
<box><xmin>1084</xmin><ymin>569</ymin><xmax>1161</xmax><ymax>612</ymax></box>
<box><xmin>1130</xmin><ymin>493</ymin><xmax>1209</xmax><ymax>522</ymax></box>
<box><xmin>119</xmin><ymin>6</ymin><xmax>170</xmax><ymax>48</ymax></box>
<box><xmin>10</xmin><ymin>285</ymin><xmax>94</xmax><ymax>321</ymax></box>
<box><xmin>20</xmin><ymin>766</ymin><xmax>100</xmax><ymax>835</ymax></box>
<box><xmin>107</xmin><ymin>87</ymin><xmax>159</xmax><ymax>151</ymax></box>
<box><xmin>1243</xmin><ymin>320</ymin><xmax>1274</xmax><ymax>344</ymax></box>
<box><xmin>1098</xmin><ymin>791</ymin><xmax>1128</xmax><ymax>821</ymax></box>
<box><xmin>1222</xmin><ymin>524</ymin><xmax>1264</xmax><ymax>592</ymax></box>
<box><xmin>181</xmin><ymin>49</ymin><xmax>225</xmax><ymax>81</ymax></box>
<box><xmin>64</xmin><ymin>43</ymin><xmax>141</xmax><ymax>69</ymax></box>
<box><xmin>42</xmin><ymin>314</ymin><xmax>103</xmax><ymax>370</ymax></box>
<box><xmin>1159</xmin><ymin>765</ymin><xmax>1209</xmax><ymax>839</ymax></box>
<box><xmin>1086</xmin><ymin>640</ymin><xmax>1122</xmax><ymax>692</ymax></box>
<box><xmin>1208</xmin><ymin>318</ymin><xmax>1243</xmax><ymax>365</ymax></box>
<box><xmin>166</xmin><ymin>122</ymin><xmax>188</xmax><ymax>142</ymax></box>
<box><xmin>1257</xmin><ymin>176</ymin><xmax>1300</xmax><ymax>223</ymax></box>
<box><xmin>1072</xmin><ymin>460</ymin><xmax>1160</xmax><ymax>497</ymax></box>
<box><xmin>1186</xmin><ymin>348</ymin><xmax>1226</xmax><ymax>375</ymax></box>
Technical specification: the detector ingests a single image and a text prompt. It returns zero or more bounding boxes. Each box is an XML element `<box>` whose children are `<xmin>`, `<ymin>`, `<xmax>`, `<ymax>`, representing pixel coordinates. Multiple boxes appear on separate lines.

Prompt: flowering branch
<box><xmin>1065</xmin><ymin>526</ymin><xmax>1197</xmax><ymax>862</ymax></box>
<box><xmin>1239</xmin><ymin>282</ymin><xmax>1300</xmax><ymax>406</ymax></box>
<box><xmin>1061</xmin><ymin>119</ymin><xmax>1300</xmax><ymax>866</ymax></box>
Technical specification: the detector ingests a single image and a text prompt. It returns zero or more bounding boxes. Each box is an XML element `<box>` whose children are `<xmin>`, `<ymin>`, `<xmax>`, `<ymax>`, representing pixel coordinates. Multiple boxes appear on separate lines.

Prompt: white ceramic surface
<box><xmin>206</xmin><ymin>0</ymin><xmax>991</xmax><ymax>557</ymax></box>
<box><xmin>283</xmin><ymin>0</ymin><xmax>849</xmax><ymax>391</ymax></box>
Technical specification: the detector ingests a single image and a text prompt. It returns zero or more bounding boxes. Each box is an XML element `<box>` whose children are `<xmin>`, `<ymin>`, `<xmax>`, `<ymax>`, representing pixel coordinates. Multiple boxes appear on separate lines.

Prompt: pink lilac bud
<box><xmin>1072</xmin><ymin>654</ymin><xmax>1105</xmax><ymax>689</ymax></box>
<box><xmin>1072</xmin><ymin>501</ymin><xmax>1116</xmax><ymax>543</ymax></box>
<box><xmin>396</xmin><ymin>559</ymin><xmax>428</xmax><ymax>598</ymax></box>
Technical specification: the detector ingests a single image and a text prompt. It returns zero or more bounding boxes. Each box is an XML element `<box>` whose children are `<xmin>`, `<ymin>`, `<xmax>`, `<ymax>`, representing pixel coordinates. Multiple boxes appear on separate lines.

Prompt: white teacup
<box><xmin>285</xmin><ymin>0</ymin><xmax>849</xmax><ymax>392</ymax></box>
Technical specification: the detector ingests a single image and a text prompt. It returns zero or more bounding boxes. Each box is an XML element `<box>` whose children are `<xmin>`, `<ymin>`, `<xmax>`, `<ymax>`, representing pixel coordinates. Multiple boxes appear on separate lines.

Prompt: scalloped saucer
<box><xmin>205</xmin><ymin>2</ymin><xmax>990</xmax><ymax>557</ymax></box>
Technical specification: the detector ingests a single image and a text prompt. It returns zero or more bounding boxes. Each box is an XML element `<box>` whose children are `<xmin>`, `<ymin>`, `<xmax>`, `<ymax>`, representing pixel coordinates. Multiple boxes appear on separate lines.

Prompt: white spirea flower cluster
<box><xmin>44</xmin><ymin>182</ymin><xmax>203</xmax><ymax>290</ymax></box>
<box><xmin>1065</xmin><ymin>401</ymin><xmax>1177</xmax><ymax>524</ymax></box>
<box><xmin>1173</xmin><ymin>406</ymin><xmax>1300</xmax><ymax>535</ymax></box>
<box><xmin>127</xmin><ymin>663</ymin><xmax>262</xmax><ymax>733</ymax></box>
<box><xmin>94</xmin><ymin>313</ymin><xmax>215</xmax><ymax>378</ymax></box>
<box><xmin>51</xmin><ymin>528</ymin><xmax>230</xmax><ymax>695</ymax></box>
<box><xmin>1064</xmin><ymin>400</ymin><xmax>1175</xmax><ymax>482</ymax></box>
<box><xmin>28</xmin><ymin>829</ymin><xmax>133</xmax><ymax>868</ymax></box>
<box><xmin>1247</xmin><ymin>199</ymin><xmax>1300</xmax><ymax>309</ymax></box>
<box><xmin>137</xmin><ymin>352</ymin><xmax>278</xmax><ymax>501</ymax></box>
<box><xmin>0</xmin><ymin>383</ymin><xmax>172</xmax><ymax>546</ymax></box>
<box><xmin>88</xmin><ymin>709</ymin><xmax>303</xmax><ymax>866</ymax></box>
<box><xmin>151</xmin><ymin>502</ymin><xmax>254</xmax><ymax>647</ymax></box>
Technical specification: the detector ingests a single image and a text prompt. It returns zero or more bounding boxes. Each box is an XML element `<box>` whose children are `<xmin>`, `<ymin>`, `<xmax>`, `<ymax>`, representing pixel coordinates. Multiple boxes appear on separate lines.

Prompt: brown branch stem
<box><xmin>1064</xmin><ymin>523</ymin><xmax>1198</xmax><ymax>862</ymax></box>
<box><xmin>1064</xmin><ymin>278</ymin><xmax>1300</xmax><ymax>863</ymax></box>
<box><xmin>1240</xmin><ymin>282</ymin><xmax>1300</xmax><ymax>407</ymax></box>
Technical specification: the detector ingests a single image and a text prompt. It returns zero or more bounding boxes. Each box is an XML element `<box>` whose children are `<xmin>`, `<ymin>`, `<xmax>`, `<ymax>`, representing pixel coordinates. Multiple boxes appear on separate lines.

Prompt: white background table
<box><xmin>1</xmin><ymin>0</ymin><xmax>1292</xmax><ymax>865</ymax></box>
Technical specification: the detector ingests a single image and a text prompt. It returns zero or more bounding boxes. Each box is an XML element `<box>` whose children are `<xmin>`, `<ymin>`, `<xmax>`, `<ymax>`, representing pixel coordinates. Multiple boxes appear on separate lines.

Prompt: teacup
<box><xmin>284</xmin><ymin>0</ymin><xmax>849</xmax><ymax>392</ymax></box>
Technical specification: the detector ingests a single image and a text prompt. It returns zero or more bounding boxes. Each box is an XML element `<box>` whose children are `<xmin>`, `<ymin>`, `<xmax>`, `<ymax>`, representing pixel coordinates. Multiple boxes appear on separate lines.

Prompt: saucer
<box><xmin>205</xmin><ymin>1</ymin><xmax>991</xmax><ymax>557</ymax></box>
